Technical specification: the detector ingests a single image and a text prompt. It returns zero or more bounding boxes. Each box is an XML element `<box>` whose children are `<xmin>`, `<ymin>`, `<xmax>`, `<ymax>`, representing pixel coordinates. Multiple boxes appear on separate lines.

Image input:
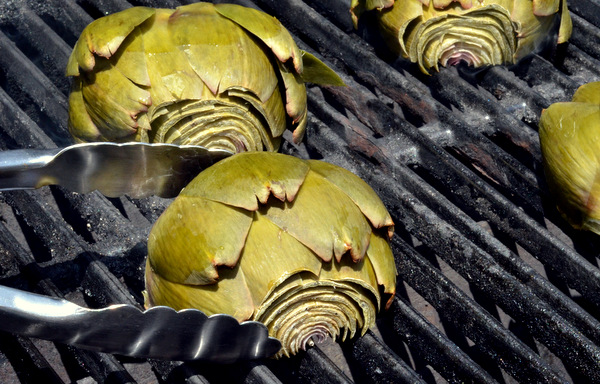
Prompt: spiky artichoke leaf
<box><xmin>239</xmin><ymin>214</ymin><xmax>323</xmax><ymax>310</ymax></box>
<box><xmin>144</xmin><ymin>259</ymin><xmax>255</xmax><ymax>321</ymax></box>
<box><xmin>68</xmin><ymin>79</ymin><xmax>101</xmax><ymax>142</ymax></box>
<box><xmin>181</xmin><ymin>152</ymin><xmax>310</xmax><ymax>211</ymax></box>
<box><xmin>307</xmin><ymin>160</ymin><xmax>394</xmax><ymax>233</ymax></box>
<box><xmin>539</xmin><ymin>102</ymin><xmax>600</xmax><ymax>228</ymax></box>
<box><xmin>299</xmin><ymin>51</ymin><xmax>345</xmax><ymax>86</ymax></box>
<box><xmin>261</xmin><ymin>170</ymin><xmax>372</xmax><ymax>263</ymax></box>
<box><xmin>571</xmin><ymin>82</ymin><xmax>600</xmax><ymax>104</ymax></box>
<box><xmin>148</xmin><ymin>196</ymin><xmax>253</xmax><ymax>285</ymax></box>
<box><xmin>170</xmin><ymin>3</ymin><xmax>278</xmax><ymax>103</ymax></box>
<box><xmin>366</xmin><ymin>230</ymin><xmax>397</xmax><ymax>308</ymax></box>
<box><xmin>66</xmin><ymin>7</ymin><xmax>155</xmax><ymax>76</ymax></box>
<box><xmin>214</xmin><ymin>3</ymin><xmax>303</xmax><ymax>73</ymax></box>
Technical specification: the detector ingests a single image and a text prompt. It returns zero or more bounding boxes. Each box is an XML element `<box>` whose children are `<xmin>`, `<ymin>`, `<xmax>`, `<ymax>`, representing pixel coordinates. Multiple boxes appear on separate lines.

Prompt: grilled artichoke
<box><xmin>350</xmin><ymin>0</ymin><xmax>572</xmax><ymax>74</ymax></box>
<box><xmin>539</xmin><ymin>82</ymin><xmax>600</xmax><ymax>234</ymax></box>
<box><xmin>66</xmin><ymin>3</ymin><xmax>343</xmax><ymax>152</ymax></box>
<box><xmin>143</xmin><ymin>152</ymin><xmax>397</xmax><ymax>357</ymax></box>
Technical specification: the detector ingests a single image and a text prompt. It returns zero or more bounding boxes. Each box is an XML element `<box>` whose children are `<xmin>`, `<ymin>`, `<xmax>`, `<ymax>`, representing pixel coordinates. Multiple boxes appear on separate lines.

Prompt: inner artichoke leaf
<box><xmin>144</xmin><ymin>259</ymin><xmax>255</xmax><ymax>321</ymax></box>
<box><xmin>261</xmin><ymin>170</ymin><xmax>372</xmax><ymax>263</ymax></box>
<box><xmin>226</xmin><ymin>87</ymin><xmax>287</xmax><ymax>141</ymax></box>
<box><xmin>307</xmin><ymin>159</ymin><xmax>394</xmax><ymax>233</ymax></box>
<box><xmin>239</xmin><ymin>213</ymin><xmax>323</xmax><ymax>312</ymax></box>
<box><xmin>299</xmin><ymin>51</ymin><xmax>345</xmax><ymax>86</ymax></box>
<box><xmin>214</xmin><ymin>3</ymin><xmax>303</xmax><ymax>73</ymax></box>
<box><xmin>181</xmin><ymin>152</ymin><xmax>310</xmax><ymax>211</ymax></box>
<box><xmin>366</xmin><ymin>230</ymin><xmax>397</xmax><ymax>308</ymax></box>
<box><xmin>168</xmin><ymin>3</ymin><xmax>278</xmax><ymax>103</ymax></box>
<box><xmin>147</xmin><ymin>196</ymin><xmax>253</xmax><ymax>285</ymax></box>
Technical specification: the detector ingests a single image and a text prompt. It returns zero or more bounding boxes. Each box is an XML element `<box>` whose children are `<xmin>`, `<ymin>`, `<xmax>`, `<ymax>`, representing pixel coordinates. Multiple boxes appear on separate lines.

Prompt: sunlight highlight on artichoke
<box><xmin>143</xmin><ymin>152</ymin><xmax>397</xmax><ymax>357</ymax></box>
<box><xmin>350</xmin><ymin>0</ymin><xmax>572</xmax><ymax>74</ymax></box>
<box><xmin>539</xmin><ymin>82</ymin><xmax>600</xmax><ymax>234</ymax></box>
<box><xmin>66</xmin><ymin>3</ymin><xmax>343</xmax><ymax>152</ymax></box>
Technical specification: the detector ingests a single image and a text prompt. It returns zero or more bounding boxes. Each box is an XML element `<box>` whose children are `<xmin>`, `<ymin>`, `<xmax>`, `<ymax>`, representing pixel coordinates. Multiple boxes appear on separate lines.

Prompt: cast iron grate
<box><xmin>0</xmin><ymin>0</ymin><xmax>599</xmax><ymax>383</ymax></box>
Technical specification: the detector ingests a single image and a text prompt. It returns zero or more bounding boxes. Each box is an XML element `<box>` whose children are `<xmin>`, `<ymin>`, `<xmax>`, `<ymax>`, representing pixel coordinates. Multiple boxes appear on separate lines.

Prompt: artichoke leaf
<box><xmin>366</xmin><ymin>230</ymin><xmax>397</xmax><ymax>308</ymax></box>
<box><xmin>558</xmin><ymin>0</ymin><xmax>572</xmax><ymax>44</ymax></box>
<box><xmin>147</xmin><ymin>196</ymin><xmax>253</xmax><ymax>285</ymax></box>
<box><xmin>182</xmin><ymin>152</ymin><xmax>310</xmax><ymax>211</ymax></box>
<box><xmin>262</xmin><ymin>170</ymin><xmax>372</xmax><ymax>263</ymax></box>
<box><xmin>66</xmin><ymin>7</ymin><xmax>155</xmax><ymax>76</ymax></box>
<box><xmin>320</xmin><ymin>254</ymin><xmax>380</xmax><ymax>308</ymax></box>
<box><xmin>227</xmin><ymin>86</ymin><xmax>288</xmax><ymax>140</ymax></box>
<box><xmin>215</xmin><ymin>3</ymin><xmax>303</xmax><ymax>73</ymax></box>
<box><xmin>144</xmin><ymin>259</ymin><xmax>255</xmax><ymax>321</ymax></box>
<box><xmin>299</xmin><ymin>51</ymin><xmax>345</xmax><ymax>86</ymax></box>
<box><xmin>532</xmin><ymin>0</ymin><xmax>560</xmax><ymax>16</ymax></box>
<box><xmin>571</xmin><ymin>81</ymin><xmax>600</xmax><ymax>105</ymax></box>
<box><xmin>239</xmin><ymin>214</ymin><xmax>323</xmax><ymax>311</ymax></box>
<box><xmin>140</xmin><ymin>9</ymin><xmax>211</xmax><ymax>108</ymax></box>
<box><xmin>112</xmin><ymin>27</ymin><xmax>150</xmax><ymax>87</ymax></box>
<box><xmin>169</xmin><ymin>3</ymin><xmax>278</xmax><ymax>103</ymax></box>
<box><xmin>307</xmin><ymin>159</ymin><xmax>394</xmax><ymax>233</ymax></box>
<box><xmin>80</xmin><ymin>60</ymin><xmax>151</xmax><ymax>140</ymax></box>
<box><xmin>540</xmin><ymin>102</ymin><xmax>600</xmax><ymax>229</ymax></box>
<box><xmin>68</xmin><ymin>78</ymin><xmax>101</xmax><ymax>142</ymax></box>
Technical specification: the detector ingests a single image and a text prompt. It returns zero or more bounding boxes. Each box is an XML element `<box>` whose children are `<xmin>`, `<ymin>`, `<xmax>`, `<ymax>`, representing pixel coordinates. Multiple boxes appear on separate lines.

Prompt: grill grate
<box><xmin>1</xmin><ymin>0</ymin><xmax>600</xmax><ymax>383</ymax></box>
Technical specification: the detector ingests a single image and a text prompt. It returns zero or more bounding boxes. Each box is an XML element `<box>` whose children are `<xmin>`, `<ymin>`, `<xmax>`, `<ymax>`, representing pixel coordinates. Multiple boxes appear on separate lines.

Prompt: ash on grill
<box><xmin>1</xmin><ymin>0</ymin><xmax>600</xmax><ymax>383</ymax></box>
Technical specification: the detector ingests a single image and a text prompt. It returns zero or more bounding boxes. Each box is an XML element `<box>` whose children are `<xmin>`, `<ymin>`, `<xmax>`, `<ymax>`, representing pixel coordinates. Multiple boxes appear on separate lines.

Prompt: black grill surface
<box><xmin>1</xmin><ymin>0</ymin><xmax>600</xmax><ymax>383</ymax></box>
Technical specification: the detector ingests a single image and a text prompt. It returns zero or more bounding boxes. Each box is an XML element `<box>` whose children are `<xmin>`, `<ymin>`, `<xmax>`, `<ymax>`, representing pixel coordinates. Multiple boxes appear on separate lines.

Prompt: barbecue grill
<box><xmin>1</xmin><ymin>0</ymin><xmax>599</xmax><ymax>383</ymax></box>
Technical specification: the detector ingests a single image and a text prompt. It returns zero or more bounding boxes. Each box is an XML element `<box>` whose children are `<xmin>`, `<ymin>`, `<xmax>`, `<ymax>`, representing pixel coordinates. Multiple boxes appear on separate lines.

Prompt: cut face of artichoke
<box><xmin>350</xmin><ymin>0</ymin><xmax>572</xmax><ymax>74</ymax></box>
<box><xmin>67</xmin><ymin>3</ymin><xmax>344</xmax><ymax>152</ymax></box>
<box><xmin>144</xmin><ymin>152</ymin><xmax>397</xmax><ymax>357</ymax></box>
<box><xmin>539</xmin><ymin>82</ymin><xmax>600</xmax><ymax>234</ymax></box>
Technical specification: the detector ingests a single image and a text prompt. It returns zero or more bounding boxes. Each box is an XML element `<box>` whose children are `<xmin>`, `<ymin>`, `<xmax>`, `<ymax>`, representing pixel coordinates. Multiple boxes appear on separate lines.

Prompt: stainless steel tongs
<box><xmin>0</xmin><ymin>143</ymin><xmax>282</xmax><ymax>362</ymax></box>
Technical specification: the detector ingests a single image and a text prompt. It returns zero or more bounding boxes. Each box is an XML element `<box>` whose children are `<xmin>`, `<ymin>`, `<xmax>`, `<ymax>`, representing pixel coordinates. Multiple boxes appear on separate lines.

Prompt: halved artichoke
<box><xmin>539</xmin><ymin>82</ymin><xmax>600</xmax><ymax>234</ymax></box>
<box><xmin>350</xmin><ymin>0</ymin><xmax>572</xmax><ymax>74</ymax></box>
<box><xmin>67</xmin><ymin>3</ymin><xmax>343</xmax><ymax>152</ymax></box>
<box><xmin>143</xmin><ymin>152</ymin><xmax>397</xmax><ymax>357</ymax></box>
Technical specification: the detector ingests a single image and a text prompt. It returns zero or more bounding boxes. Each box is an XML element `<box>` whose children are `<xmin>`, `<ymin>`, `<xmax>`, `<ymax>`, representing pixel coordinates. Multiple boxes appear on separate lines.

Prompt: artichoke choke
<box><xmin>350</xmin><ymin>0</ymin><xmax>572</xmax><ymax>74</ymax></box>
<box><xmin>539</xmin><ymin>82</ymin><xmax>600</xmax><ymax>234</ymax></box>
<box><xmin>67</xmin><ymin>3</ymin><xmax>343</xmax><ymax>152</ymax></box>
<box><xmin>144</xmin><ymin>152</ymin><xmax>397</xmax><ymax>357</ymax></box>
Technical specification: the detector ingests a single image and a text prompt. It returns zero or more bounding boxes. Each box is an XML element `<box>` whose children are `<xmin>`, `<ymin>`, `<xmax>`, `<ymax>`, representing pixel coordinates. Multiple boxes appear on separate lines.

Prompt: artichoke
<box><xmin>143</xmin><ymin>152</ymin><xmax>397</xmax><ymax>357</ymax></box>
<box><xmin>66</xmin><ymin>3</ymin><xmax>343</xmax><ymax>152</ymax></box>
<box><xmin>350</xmin><ymin>0</ymin><xmax>572</xmax><ymax>74</ymax></box>
<box><xmin>539</xmin><ymin>82</ymin><xmax>600</xmax><ymax>234</ymax></box>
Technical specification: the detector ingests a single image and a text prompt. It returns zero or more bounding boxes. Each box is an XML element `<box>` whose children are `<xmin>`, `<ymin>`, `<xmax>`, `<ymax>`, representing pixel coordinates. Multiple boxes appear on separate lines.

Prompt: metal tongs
<box><xmin>0</xmin><ymin>142</ymin><xmax>282</xmax><ymax>362</ymax></box>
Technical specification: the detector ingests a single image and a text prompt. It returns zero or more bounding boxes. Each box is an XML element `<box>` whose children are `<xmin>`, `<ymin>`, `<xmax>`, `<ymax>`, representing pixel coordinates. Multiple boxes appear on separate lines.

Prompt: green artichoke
<box><xmin>143</xmin><ymin>152</ymin><xmax>397</xmax><ymax>357</ymax></box>
<box><xmin>350</xmin><ymin>0</ymin><xmax>572</xmax><ymax>74</ymax></box>
<box><xmin>539</xmin><ymin>82</ymin><xmax>600</xmax><ymax>234</ymax></box>
<box><xmin>66</xmin><ymin>3</ymin><xmax>343</xmax><ymax>152</ymax></box>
